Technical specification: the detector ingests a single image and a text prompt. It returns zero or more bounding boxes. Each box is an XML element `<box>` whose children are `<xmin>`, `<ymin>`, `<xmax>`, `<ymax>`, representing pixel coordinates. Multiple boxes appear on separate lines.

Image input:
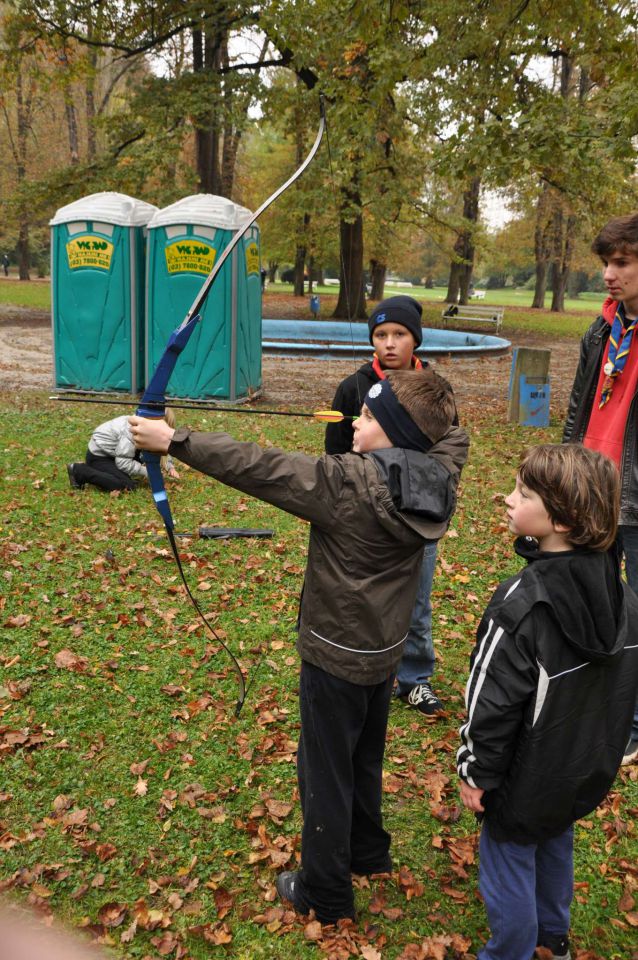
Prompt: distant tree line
<box><xmin>1</xmin><ymin>0</ymin><xmax>638</xmax><ymax>312</ymax></box>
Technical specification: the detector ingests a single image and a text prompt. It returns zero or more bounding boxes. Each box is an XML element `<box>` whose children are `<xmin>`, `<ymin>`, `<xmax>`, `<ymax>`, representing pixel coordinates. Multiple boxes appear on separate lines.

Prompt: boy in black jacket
<box><xmin>458</xmin><ymin>444</ymin><xmax>638</xmax><ymax>960</ymax></box>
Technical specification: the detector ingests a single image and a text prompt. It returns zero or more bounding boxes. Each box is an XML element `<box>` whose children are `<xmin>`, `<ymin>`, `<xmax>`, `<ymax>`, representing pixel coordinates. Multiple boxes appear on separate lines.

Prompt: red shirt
<box><xmin>584</xmin><ymin>298</ymin><xmax>638</xmax><ymax>467</ymax></box>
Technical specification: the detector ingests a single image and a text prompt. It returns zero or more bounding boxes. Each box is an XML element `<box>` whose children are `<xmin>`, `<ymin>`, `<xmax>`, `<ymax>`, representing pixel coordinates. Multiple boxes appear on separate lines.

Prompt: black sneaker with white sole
<box><xmin>275</xmin><ymin>870</ymin><xmax>299</xmax><ymax>906</ymax></box>
<box><xmin>533</xmin><ymin>933</ymin><xmax>571</xmax><ymax>959</ymax></box>
<box><xmin>621</xmin><ymin>735</ymin><xmax>638</xmax><ymax>765</ymax></box>
<box><xmin>400</xmin><ymin>681</ymin><xmax>443</xmax><ymax>715</ymax></box>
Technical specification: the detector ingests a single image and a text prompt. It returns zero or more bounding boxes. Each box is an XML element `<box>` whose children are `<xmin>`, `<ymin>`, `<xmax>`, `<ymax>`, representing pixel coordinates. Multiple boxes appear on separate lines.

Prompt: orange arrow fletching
<box><xmin>313</xmin><ymin>410</ymin><xmax>344</xmax><ymax>423</ymax></box>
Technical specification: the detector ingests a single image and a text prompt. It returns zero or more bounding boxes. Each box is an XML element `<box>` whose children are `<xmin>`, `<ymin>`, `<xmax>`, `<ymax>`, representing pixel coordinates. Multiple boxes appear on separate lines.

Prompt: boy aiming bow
<box><xmin>131</xmin><ymin>368</ymin><xmax>468</xmax><ymax>923</ymax></box>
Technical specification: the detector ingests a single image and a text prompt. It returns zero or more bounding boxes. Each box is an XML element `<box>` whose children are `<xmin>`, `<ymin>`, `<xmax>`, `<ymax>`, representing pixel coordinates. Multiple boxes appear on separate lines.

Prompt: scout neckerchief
<box><xmin>599</xmin><ymin>304</ymin><xmax>638</xmax><ymax>408</ymax></box>
<box><xmin>372</xmin><ymin>354</ymin><xmax>423</xmax><ymax>380</ymax></box>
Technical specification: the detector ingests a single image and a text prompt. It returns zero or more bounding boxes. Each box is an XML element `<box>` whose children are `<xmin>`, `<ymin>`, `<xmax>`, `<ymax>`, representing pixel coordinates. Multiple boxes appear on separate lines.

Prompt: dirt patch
<box><xmin>0</xmin><ymin>301</ymin><xmax>579</xmax><ymax>419</ymax></box>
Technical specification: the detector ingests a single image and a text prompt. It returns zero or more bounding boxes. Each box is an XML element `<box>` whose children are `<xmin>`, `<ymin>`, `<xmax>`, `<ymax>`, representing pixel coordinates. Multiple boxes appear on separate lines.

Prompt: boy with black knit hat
<box><xmin>325</xmin><ymin>295</ymin><xmax>457</xmax><ymax>716</ymax></box>
<box><xmin>130</xmin><ymin>368</ymin><xmax>469</xmax><ymax>924</ymax></box>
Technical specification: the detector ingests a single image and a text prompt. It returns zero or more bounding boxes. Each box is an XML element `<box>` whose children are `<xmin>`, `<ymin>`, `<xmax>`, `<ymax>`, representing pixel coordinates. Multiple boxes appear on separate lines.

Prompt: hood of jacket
<box><xmin>368</xmin><ymin>424</ymin><xmax>469</xmax><ymax>539</ymax></box>
<box><xmin>509</xmin><ymin>536</ymin><xmax>625</xmax><ymax>662</ymax></box>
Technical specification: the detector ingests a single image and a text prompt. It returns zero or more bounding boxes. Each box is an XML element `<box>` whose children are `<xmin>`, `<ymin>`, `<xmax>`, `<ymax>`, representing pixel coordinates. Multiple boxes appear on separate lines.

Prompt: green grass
<box><xmin>0</xmin><ymin>278</ymin><xmax>51</xmax><ymax>310</ymax></box>
<box><xmin>0</xmin><ymin>392</ymin><xmax>635</xmax><ymax>959</ymax></box>
<box><xmin>266</xmin><ymin>283</ymin><xmax>597</xmax><ymax>339</ymax></box>
<box><xmin>0</xmin><ymin>278</ymin><xmax>598</xmax><ymax>339</ymax></box>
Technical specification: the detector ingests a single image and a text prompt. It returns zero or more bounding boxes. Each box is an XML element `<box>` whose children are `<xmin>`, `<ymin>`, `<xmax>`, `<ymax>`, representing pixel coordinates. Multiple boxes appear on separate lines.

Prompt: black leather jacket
<box><xmin>563</xmin><ymin>315</ymin><xmax>638</xmax><ymax>526</ymax></box>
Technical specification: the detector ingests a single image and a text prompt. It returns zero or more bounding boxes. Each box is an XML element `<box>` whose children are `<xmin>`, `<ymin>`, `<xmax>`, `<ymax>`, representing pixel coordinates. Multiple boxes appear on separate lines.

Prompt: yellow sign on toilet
<box><xmin>66</xmin><ymin>236</ymin><xmax>114</xmax><ymax>271</ymax></box>
<box><xmin>165</xmin><ymin>240</ymin><xmax>216</xmax><ymax>275</ymax></box>
<box><xmin>245</xmin><ymin>241</ymin><xmax>260</xmax><ymax>275</ymax></box>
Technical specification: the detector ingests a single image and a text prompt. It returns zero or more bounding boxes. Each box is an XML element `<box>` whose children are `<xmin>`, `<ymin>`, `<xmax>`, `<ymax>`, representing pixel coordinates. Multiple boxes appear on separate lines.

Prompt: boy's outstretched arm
<box><xmin>131</xmin><ymin>420</ymin><xmax>350</xmax><ymax>529</ymax></box>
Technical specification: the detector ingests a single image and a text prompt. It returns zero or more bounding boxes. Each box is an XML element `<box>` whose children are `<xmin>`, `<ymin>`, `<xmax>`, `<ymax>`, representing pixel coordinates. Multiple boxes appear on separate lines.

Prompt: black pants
<box><xmin>295</xmin><ymin>660</ymin><xmax>393</xmax><ymax>923</ymax></box>
<box><xmin>73</xmin><ymin>448</ymin><xmax>136</xmax><ymax>492</ymax></box>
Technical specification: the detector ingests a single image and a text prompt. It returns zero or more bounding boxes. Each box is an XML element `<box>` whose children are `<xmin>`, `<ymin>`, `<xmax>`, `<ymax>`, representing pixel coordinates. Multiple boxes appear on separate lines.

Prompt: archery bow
<box><xmin>137</xmin><ymin>98</ymin><xmax>327</xmax><ymax>717</ymax></box>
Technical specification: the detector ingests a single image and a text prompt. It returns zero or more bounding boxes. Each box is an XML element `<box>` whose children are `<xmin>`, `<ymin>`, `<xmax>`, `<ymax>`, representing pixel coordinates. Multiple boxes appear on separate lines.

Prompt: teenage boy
<box><xmin>563</xmin><ymin>212</ymin><xmax>638</xmax><ymax>765</ymax></box>
<box><xmin>458</xmin><ymin>444</ymin><xmax>638</xmax><ymax>960</ymax></box>
<box><xmin>130</xmin><ymin>369</ymin><xmax>469</xmax><ymax>924</ymax></box>
<box><xmin>326</xmin><ymin>295</ymin><xmax>453</xmax><ymax>716</ymax></box>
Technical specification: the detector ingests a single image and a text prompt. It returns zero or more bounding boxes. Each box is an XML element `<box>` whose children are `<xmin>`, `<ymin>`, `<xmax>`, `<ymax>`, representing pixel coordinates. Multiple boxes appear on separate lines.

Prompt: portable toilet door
<box><xmin>146</xmin><ymin>195</ymin><xmax>262</xmax><ymax>401</ymax></box>
<box><xmin>235</xmin><ymin>225</ymin><xmax>262</xmax><ymax>400</ymax></box>
<box><xmin>50</xmin><ymin>192</ymin><xmax>158</xmax><ymax>392</ymax></box>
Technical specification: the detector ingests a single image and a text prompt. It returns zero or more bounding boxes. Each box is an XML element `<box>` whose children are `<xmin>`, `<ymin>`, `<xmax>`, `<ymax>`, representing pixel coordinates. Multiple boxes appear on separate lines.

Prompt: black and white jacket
<box><xmin>458</xmin><ymin>537</ymin><xmax>638</xmax><ymax>844</ymax></box>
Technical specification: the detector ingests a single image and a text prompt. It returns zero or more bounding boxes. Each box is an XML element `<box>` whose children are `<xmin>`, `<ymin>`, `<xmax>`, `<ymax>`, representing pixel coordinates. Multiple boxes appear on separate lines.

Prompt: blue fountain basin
<box><xmin>262</xmin><ymin>319</ymin><xmax>510</xmax><ymax>358</ymax></box>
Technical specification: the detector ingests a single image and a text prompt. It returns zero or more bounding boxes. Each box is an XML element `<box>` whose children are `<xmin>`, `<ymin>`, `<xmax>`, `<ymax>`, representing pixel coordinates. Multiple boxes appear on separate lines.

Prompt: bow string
<box><xmin>137</xmin><ymin>97</ymin><xmax>327</xmax><ymax>717</ymax></box>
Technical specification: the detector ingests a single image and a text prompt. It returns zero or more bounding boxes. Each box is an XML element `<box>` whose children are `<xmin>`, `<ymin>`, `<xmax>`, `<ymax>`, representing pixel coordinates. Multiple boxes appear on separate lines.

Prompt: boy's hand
<box><xmin>459</xmin><ymin>780</ymin><xmax>485</xmax><ymax>813</ymax></box>
<box><xmin>129</xmin><ymin>416</ymin><xmax>174</xmax><ymax>454</ymax></box>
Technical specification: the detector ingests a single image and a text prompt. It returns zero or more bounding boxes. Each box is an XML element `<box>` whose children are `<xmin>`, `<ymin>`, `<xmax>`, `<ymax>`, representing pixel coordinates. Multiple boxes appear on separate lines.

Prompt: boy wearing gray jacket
<box><xmin>130</xmin><ymin>369</ymin><xmax>469</xmax><ymax>924</ymax></box>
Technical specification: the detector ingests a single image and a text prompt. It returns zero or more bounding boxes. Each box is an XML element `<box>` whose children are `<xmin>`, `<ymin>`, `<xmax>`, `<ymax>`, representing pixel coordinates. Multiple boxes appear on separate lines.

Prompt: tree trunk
<box><xmin>532</xmin><ymin>260</ymin><xmax>548</xmax><ymax>309</ymax></box>
<box><xmin>15</xmin><ymin>71</ymin><xmax>32</xmax><ymax>280</ymax></box>
<box><xmin>370</xmin><ymin>259</ymin><xmax>386</xmax><ymax>301</ymax></box>
<box><xmin>220</xmin><ymin>38</ymin><xmax>240</xmax><ymax>197</ymax></box>
<box><xmin>192</xmin><ymin>25</ymin><xmax>224</xmax><ymax>194</ymax></box>
<box><xmin>293</xmin><ymin>217</ymin><xmax>308</xmax><ymax>298</ymax></box>
<box><xmin>550</xmin><ymin>209</ymin><xmax>576</xmax><ymax>312</ymax></box>
<box><xmin>268</xmin><ymin>261</ymin><xmax>278</xmax><ymax>283</ymax></box>
<box><xmin>333</xmin><ymin>189</ymin><xmax>366</xmax><ymax>320</ymax></box>
<box><xmin>531</xmin><ymin>183</ymin><xmax>554</xmax><ymax>308</ymax></box>
<box><xmin>446</xmin><ymin>176</ymin><xmax>480</xmax><ymax>304</ymax></box>
<box><xmin>64</xmin><ymin>97</ymin><xmax>80</xmax><ymax>164</ymax></box>
<box><xmin>85</xmin><ymin>46</ymin><xmax>98</xmax><ymax>161</ymax></box>
<box><xmin>446</xmin><ymin>262</ymin><xmax>461</xmax><ymax>303</ymax></box>
<box><xmin>17</xmin><ymin>218</ymin><xmax>30</xmax><ymax>281</ymax></box>
<box><xmin>293</xmin><ymin>119</ymin><xmax>310</xmax><ymax>298</ymax></box>
<box><xmin>548</xmin><ymin>53</ymin><xmax>577</xmax><ymax>312</ymax></box>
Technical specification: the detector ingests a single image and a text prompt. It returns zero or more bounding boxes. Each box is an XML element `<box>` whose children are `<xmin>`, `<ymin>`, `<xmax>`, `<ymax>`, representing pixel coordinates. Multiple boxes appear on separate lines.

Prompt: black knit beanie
<box><xmin>368</xmin><ymin>295</ymin><xmax>423</xmax><ymax>347</ymax></box>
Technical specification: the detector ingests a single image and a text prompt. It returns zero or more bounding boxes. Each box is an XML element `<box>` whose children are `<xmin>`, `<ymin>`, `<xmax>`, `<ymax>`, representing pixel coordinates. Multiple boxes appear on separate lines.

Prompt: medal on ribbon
<box><xmin>599</xmin><ymin>309</ymin><xmax>638</xmax><ymax>408</ymax></box>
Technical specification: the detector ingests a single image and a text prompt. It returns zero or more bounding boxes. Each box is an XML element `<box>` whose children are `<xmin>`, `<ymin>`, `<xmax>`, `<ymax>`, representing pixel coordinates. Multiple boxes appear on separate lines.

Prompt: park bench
<box><xmin>441</xmin><ymin>302</ymin><xmax>504</xmax><ymax>333</ymax></box>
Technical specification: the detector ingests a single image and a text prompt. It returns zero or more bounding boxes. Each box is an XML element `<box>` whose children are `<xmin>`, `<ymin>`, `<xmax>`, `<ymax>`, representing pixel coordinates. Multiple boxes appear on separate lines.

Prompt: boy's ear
<box><xmin>552</xmin><ymin>520</ymin><xmax>571</xmax><ymax>535</ymax></box>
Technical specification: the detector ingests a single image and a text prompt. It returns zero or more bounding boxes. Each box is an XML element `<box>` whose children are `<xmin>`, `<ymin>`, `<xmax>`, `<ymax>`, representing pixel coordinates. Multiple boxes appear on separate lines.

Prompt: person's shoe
<box><xmin>401</xmin><ymin>681</ymin><xmax>443</xmax><ymax>715</ymax></box>
<box><xmin>621</xmin><ymin>736</ymin><xmax>638</xmax><ymax>765</ymax></box>
<box><xmin>534</xmin><ymin>933</ymin><xmax>571</xmax><ymax>959</ymax></box>
<box><xmin>275</xmin><ymin>870</ymin><xmax>299</xmax><ymax>907</ymax></box>
<box><xmin>66</xmin><ymin>463</ymin><xmax>83</xmax><ymax>490</ymax></box>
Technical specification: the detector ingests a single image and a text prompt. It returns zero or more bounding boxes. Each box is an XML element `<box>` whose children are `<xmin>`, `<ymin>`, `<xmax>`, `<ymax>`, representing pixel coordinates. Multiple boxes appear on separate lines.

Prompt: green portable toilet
<box><xmin>146</xmin><ymin>195</ymin><xmax>262</xmax><ymax>400</ymax></box>
<box><xmin>50</xmin><ymin>192</ymin><xmax>158</xmax><ymax>392</ymax></box>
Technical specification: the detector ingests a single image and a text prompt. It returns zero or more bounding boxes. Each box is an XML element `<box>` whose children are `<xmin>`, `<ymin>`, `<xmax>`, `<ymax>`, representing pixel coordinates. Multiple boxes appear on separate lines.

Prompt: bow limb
<box><xmin>137</xmin><ymin>97</ymin><xmax>327</xmax><ymax>716</ymax></box>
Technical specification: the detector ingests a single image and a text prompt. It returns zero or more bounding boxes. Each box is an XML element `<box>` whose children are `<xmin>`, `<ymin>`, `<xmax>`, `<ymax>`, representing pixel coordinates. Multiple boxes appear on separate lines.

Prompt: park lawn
<box><xmin>0</xmin><ymin>278</ymin><xmax>51</xmax><ymax>310</ymax></box>
<box><xmin>266</xmin><ymin>283</ymin><xmax>596</xmax><ymax>338</ymax></box>
<box><xmin>1</xmin><ymin>392</ymin><xmax>636</xmax><ymax>960</ymax></box>
<box><xmin>0</xmin><ymin>279</ymin><xmax>597</xmax><ymax>340</ymax></box>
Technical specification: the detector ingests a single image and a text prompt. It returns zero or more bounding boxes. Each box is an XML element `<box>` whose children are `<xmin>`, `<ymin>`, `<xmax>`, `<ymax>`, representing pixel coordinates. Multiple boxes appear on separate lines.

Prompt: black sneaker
<box><xmin>275</xmin><ymin>870</ymin><xmax>299</xmax><ymax>906</ymax></box>
<box><xmin>534</xmin><ymin>933</ymin><xmax>571</xmax><ymax>959</ymax></box>
<box><xmin>66</xmin><ymin>463</ymin><xmax>83</xmax><ymax>490</ymax></box>
<box><xmin>401</xmin><ymin>682</ymin><xmax>443</xmax><ymax>715</ymax></box>
<box><xmin>622</xmin><ymin>735</ymin><xmax>638</xmax><ymax>765</ymax></box>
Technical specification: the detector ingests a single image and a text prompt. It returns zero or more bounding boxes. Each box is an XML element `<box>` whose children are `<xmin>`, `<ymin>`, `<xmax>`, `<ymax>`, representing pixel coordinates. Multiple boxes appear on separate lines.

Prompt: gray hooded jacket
<box><xmin>169</xmin><ymin>425</ymin><xmax>469</xmax><ymax>684</ymax></box>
